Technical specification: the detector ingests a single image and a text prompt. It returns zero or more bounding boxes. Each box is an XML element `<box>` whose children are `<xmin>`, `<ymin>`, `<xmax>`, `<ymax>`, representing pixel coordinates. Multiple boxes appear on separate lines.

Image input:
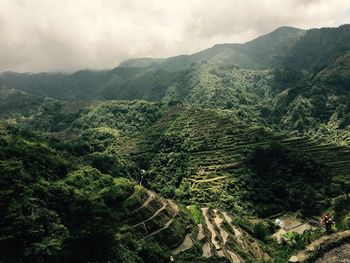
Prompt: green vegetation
<box><xmin>128</xmin><ymin>106</ymin><xmax>350</xmax><ymax>216</ymax></box>
<box><xmin>253</xmin><ymin>222</ymin><xmax>269</xmax><ymax>242</ymax></box>
<box><xmin>187</xmin><ymin>205</ymin><xmax>202</xmax><ymax>224</ymax></box>
<box><xmin>0</xmin><ymin>124</ymin><xmax>192</xmax><ymax>262</ymax></box>
<box><xmin>245</xmin><ymin>142</ymin><xmax>331</xmax><ymax>217</ymax></box>
<box><xmin>1</xmin><ymin>24</ymin><xmax>350</xmax><ymax>262</ymax></box>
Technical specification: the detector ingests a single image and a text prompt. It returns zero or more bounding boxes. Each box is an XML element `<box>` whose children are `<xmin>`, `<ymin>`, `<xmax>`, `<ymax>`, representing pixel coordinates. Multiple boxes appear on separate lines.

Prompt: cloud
<box><xmin>0</xmin><ymin>0</ymin><xmax>349</xmax><ymax>72</ymax></box>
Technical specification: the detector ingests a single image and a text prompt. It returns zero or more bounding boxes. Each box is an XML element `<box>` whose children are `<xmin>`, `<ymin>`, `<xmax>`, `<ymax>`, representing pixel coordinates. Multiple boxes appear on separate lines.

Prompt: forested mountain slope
<box><xmin>1</xmin><ymin>24</ymin><xmax>350</xmax><ymax>263</ymax></box>
<box><xmin>1</xmin><ymin>25</ymin><xmax>349</xmax><ymax>143</ymax></box>
<box><xmin>124</xmin><ymin>106</ymin><xmax>350</xmax><ymax>216</ymax></box>
<box><xmin>0</xmin><ymin>113</ymin><xmax>271</xmax><ymax>263</ymax></box>
<box><xmin>2</xmin><ymin>97</ymin><xmax>349</xmax><ymax>262</ymax></box>
<box><xmin>271</xmin><ymin>50</ymin><xmax>350</xmax><ymax>145</ymax></box>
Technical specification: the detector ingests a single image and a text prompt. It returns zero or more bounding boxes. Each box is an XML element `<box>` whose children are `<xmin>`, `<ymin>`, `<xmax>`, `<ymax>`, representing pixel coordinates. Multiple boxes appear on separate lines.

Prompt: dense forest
<box><xmin>1</xmin><ymin>25</ymin><xmax>350</xmax><ymax>262</ymax></box>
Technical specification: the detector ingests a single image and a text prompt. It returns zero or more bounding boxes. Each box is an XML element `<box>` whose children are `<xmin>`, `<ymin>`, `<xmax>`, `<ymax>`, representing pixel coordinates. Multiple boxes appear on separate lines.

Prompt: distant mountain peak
<box><xmin>272</xmin><ymin>25</ymin><xmax>305</xmax><ymax>31</ymax></box>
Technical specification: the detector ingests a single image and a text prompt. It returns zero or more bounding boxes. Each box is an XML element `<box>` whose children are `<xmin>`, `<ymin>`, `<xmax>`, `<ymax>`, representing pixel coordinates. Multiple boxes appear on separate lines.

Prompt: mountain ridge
<box><xmin>119</xmin><ymin>26</ymin><xmax>305</xmax><ymax>70</ymax></box>
<box><xmin>1</xmin><ymin>23</ymin><xmax>350</xmax><ymax>262</ymax></box>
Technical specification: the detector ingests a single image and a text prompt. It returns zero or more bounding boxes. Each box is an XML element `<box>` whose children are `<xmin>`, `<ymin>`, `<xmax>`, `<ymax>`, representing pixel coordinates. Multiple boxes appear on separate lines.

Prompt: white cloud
<box><xmin>0</xmin><ymin>0</ymin><xmax>349</xmax><ymax>72</ymax></box>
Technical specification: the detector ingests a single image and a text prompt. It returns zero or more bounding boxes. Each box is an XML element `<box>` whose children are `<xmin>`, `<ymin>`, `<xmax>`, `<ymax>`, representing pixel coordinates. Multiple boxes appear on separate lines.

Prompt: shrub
<box><xmin>253</xmin><ymin>222</ymin><xmax>268</xmax><ymax>241</ymax></box>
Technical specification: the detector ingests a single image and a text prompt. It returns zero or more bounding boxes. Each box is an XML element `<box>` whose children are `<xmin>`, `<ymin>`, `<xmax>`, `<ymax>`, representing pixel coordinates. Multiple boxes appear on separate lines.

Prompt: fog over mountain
<box><xmin>2</xmin><ymin>1</ymin><xmax>350</xmax><ymax>263</ymax></box>
<box><xmin>1</xmin><ymin>0</ymin><xmax>350</xmax><ymax>72</ymax></box>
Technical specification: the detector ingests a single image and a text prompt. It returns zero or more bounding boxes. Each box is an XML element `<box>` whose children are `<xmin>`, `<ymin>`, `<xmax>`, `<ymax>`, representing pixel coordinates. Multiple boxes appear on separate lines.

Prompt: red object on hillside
<box><xmin>320</xmin><ymin>214</ymin><xmax>335</xmax><ymax>233</ymax></box>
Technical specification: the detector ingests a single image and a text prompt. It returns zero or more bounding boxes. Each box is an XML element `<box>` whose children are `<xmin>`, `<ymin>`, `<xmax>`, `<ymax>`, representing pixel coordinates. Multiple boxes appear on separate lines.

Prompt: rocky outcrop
<box><xmin>288</xmin><ymin>230</ymin><xmax>350</xmax><ymax>262</ymax></box>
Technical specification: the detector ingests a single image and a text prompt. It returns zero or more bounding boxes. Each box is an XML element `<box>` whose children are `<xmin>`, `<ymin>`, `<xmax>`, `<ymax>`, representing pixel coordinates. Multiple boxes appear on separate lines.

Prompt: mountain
<box><xmin>0</xmin><ymin>26</ymin><xmax>306</xmax><ymax>101</ymax></box>
<box><xmin>282</xmin><ymin>24</ymin><xmax>350</xmax><ymax>72</ymax></box>
<box><xmin>120</xmin><ymin>26</ymin><xmax>305</xmax><ymax>70</ymax></box>
<box><xmin>1</xmin><ymin>24</ymin><xmax>350</xmax><ymax>262</ymax></box>
<box><xmin>271</xmin><ymin>50</ymin><xmax>350</xmax><ymax>145</ymax></box>
<box><xmin>1</xmin><ymin>25</ymin><xmax>348</xmax><ymax>111</ymax></box>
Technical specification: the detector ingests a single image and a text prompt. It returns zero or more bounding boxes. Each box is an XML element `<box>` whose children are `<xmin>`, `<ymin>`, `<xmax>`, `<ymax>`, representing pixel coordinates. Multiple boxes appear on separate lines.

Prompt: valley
<box><xmin>0</xmin><ymin>24</ymin><xmax>350</xmax><ymax>262</ymax></box>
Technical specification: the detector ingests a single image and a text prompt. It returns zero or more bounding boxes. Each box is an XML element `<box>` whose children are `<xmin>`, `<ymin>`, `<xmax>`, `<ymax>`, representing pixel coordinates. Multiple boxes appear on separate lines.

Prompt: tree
<box><xmin>253</xmin><ymin>223</ymin><xmax>268</xmax><ymax>241</ymax></box>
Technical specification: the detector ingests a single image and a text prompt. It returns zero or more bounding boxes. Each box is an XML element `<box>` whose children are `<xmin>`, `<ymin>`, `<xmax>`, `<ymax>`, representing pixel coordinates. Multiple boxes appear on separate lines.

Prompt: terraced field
<box><xmin>120</xmin><ymin>184</ymin><xmax>268</xmax><ymax>262</ymax></box>
<box><xmin>126</xmin><ymin>106</ymin><xmax>350</xmax><ymax>206</ymax></box>
<box><xmin>121</xmin><ymin>189</ymin><xmax>189</xmax><ymax>247</ymax></box>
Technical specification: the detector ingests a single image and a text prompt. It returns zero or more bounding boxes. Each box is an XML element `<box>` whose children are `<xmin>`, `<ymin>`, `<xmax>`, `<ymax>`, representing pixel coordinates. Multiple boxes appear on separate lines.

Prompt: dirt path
<box><xmin>145</xmin><ymin>200</ymin><xmax>179</xmax><ymax>238</ymax></box>
<box><xmin>132</xmin><ymin>199</ymin><xmax>167</xmax><ymax>228</ymax></box>
<box><xmin>189</xmin><ymin>175</ymin><xmax>229</xmax><ymax>183</ymax></box>
<box><xmin>172</xmin><ymin>233</ymin><xmax>194</xmax><ymax>255</ymax></box>
<box><xmin>131</xmin><ymin>190</ymin><xmax>155</xmax><ymax>213</ymax></box>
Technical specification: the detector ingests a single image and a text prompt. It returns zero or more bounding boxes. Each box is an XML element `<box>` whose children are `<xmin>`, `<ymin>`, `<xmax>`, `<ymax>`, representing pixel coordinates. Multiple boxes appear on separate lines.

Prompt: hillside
<box><xmin>282</xmin><ymin>25</ymin><xmax>350</xmax><ymax>73</ymax></box>
<box><xmin>124</xmin><ymin>106</ymin><xmax>350</xmax><ymax>216</ymax></box>
<box><xmin>271</xmin><ymin>51</ymin><xmax>350</xmax><ymax>146</ymax></box>
<box><xmin>0</xmin><ymin>120</ymin><xmax>274</xmax><ymax>263</ymax></box>
<box><xmin>2</xmin><ymin>97</ymin><xmax>349</xmax><ymax>262</ymax></box>
<box><xmin>1</xmin><ymin>24</ymin><xmax>350</xmax><ymax>262</ymax></box>
<box><xmin>1</xmin><ymin>26</ymin><xmax>349</xmax><ymax>144</ymax></box>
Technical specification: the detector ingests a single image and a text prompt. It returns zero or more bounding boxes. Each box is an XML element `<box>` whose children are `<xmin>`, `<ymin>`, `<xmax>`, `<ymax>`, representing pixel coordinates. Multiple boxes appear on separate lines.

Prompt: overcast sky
<box><xmin>1</xmin><ymin>0</ymin><xmax>349</xmax><ymax>72</ymax></box>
